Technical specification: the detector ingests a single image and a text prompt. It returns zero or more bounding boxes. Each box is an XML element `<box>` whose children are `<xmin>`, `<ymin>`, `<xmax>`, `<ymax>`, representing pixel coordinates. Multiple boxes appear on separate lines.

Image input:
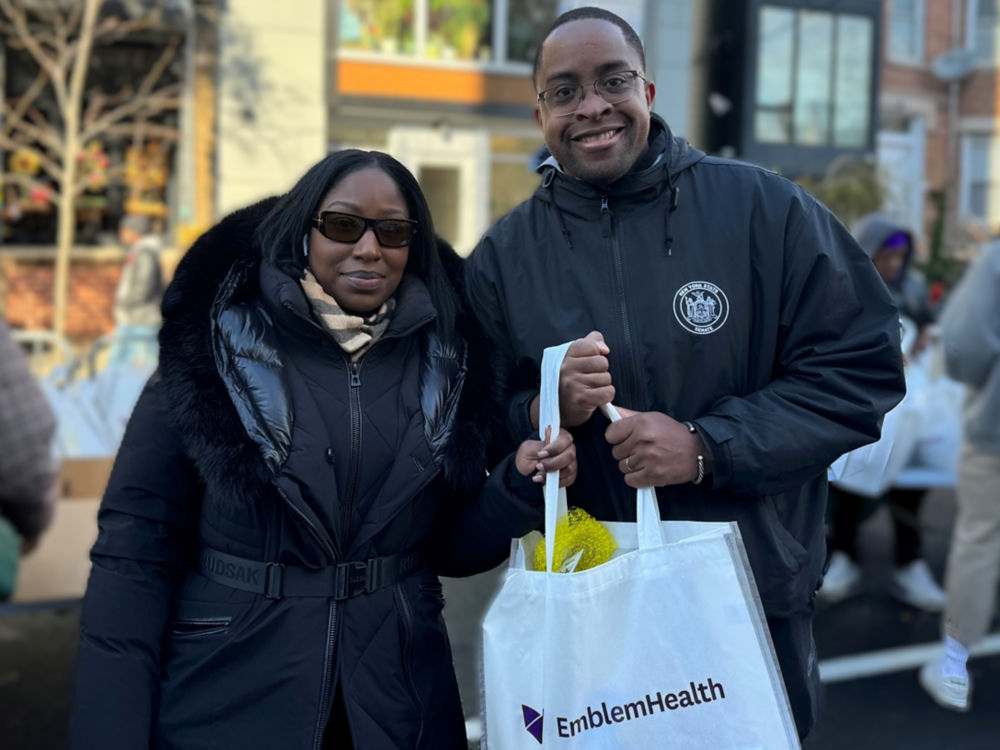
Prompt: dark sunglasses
<box><xmin>312</xmin><ymin>211</ymin><xmax>418</xmax><ymax>247</ymax></box>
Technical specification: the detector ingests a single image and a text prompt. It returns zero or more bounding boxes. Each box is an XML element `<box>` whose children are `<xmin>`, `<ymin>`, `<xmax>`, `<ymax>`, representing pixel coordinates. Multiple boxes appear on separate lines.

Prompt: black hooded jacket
<box><xmin>71</xmin><ymin>198</ymin><xmax>544</xmax><ymax>750</ymax></box>
<box><xmin>466</xmin><ymin>115</ymin><xmax>906</xmax><ymax>619</ymax></box>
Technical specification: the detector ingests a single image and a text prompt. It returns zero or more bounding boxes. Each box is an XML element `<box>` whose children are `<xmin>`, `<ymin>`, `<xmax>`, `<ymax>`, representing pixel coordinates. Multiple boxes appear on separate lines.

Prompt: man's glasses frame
<box><xmin>537</xmin><ymin>70</ymin><xmax>647</xmax><ymax>117</ymax></box>
<box><xmin>312</xmin><ymin>211</ymin><xmax>419</xmax><ymax>248</ymax></box>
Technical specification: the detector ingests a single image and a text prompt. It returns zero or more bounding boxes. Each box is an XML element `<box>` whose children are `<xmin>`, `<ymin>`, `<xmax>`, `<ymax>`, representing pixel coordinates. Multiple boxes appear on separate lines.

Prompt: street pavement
<box><xmin>2</xmin><ymin>488</ymin><xmax>998</xmax><ymax>748</ymax></box>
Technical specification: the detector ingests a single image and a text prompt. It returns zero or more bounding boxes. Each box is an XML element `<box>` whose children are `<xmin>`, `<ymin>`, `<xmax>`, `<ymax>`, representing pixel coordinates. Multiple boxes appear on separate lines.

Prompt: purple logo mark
<box><xmin>522</xmin><ymin>704</ymin><xmax>543</xmax><ymax>744</ymax></box>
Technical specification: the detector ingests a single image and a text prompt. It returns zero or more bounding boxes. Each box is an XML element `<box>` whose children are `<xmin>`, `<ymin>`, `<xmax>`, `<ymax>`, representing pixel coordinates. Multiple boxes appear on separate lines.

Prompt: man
<box><xmin>0</xmin><ymin>316</ymin><xmax>57</xmax><ymax>599</ymax></box>
<box><xmin>919</xmin><ymin>240</ymin><xmax>1000</xmax><ymax>713</ymax></box>
<box><xmin>465</xmin><ymin>7</ymin><xmax>905</xmax><ymax>738</ymax></box>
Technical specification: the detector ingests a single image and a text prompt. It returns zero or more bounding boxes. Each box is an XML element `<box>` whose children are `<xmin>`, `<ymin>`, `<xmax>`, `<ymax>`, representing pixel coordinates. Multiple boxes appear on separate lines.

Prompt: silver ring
<box><xmin>624</xmin><ymin>457</ymin><xmax>631</xmax><ymax>472</ymax></box>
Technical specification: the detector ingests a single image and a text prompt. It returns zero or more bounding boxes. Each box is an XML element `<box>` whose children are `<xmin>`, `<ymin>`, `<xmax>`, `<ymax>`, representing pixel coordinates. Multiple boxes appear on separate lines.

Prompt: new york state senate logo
<box><xmin>673</xmin><ymin>281</ymin><xmax>729</xmax><ymax>335</ymax></box>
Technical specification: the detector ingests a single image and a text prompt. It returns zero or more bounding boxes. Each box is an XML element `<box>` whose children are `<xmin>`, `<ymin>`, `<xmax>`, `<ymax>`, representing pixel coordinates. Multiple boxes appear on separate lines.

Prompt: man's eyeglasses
<box><xmin>312</xmin><ymin>212</ymin><xmax>418</xmax><ymax>248</ymax></box>
<box><xmin>537</xmin><ymin>70</ymin><xmax>647</xmax><ymax>116</ymax></box>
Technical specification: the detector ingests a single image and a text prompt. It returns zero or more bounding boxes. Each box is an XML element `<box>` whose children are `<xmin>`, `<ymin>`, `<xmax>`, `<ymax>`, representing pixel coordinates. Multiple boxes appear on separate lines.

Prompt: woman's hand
<box><xmin>516</xmin><ymin>426</ymin><xmax>577</xmax><ymax>487</ymax></box>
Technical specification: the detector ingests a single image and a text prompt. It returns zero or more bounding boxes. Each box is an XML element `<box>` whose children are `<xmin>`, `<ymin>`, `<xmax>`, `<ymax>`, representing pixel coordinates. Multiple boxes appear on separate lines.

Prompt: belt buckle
<box><xmin>336</xmin><ymin>560</ymin><xmax>370</xmax><ymax>600</ymax></box>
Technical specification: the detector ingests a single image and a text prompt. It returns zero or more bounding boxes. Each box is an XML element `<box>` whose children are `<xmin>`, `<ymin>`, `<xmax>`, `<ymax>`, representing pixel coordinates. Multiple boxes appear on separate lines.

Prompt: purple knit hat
<box><xmin>880</xmin><ymin>231</ymin><xmax>910</xmax><ymax>252</ymax></box>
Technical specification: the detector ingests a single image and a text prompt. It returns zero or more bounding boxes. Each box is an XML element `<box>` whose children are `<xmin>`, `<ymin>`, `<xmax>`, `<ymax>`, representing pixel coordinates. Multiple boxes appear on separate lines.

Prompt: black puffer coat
<box><xmin>70</xmin><ymin>199</ymin><xmax>544</xmax><ymax>750</ymax></box>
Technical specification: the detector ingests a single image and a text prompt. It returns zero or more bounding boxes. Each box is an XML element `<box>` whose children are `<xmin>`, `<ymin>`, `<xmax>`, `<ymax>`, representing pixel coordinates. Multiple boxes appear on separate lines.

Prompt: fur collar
<box><xmin>157</xmin><ymin>199</ymin><xmax>501</xmax><ymax>509</ymax></box>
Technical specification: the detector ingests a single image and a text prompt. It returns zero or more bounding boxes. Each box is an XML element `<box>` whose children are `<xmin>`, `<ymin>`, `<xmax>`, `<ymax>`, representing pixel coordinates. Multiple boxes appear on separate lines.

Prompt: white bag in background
<box><xmin>481</xmin><ymin>343</ymin><xmax>800</xmax><ymax>749</ymax></box>
<box><xmin>829</xmin><ymin>391</ymin><xmax>922</xmax><ymax>498</ymax></box>
<box><xmin>830</xmin><ymin>328</ymin><xmax>965</xmax><ymax>494</ymax></box>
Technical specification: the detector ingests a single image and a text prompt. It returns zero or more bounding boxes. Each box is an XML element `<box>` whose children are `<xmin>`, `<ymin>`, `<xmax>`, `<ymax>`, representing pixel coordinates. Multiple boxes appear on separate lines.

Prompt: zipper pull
<box><xmin>350</xmin><ymin>362</ymin><xmax>361</xmax><ymax>388</ymax></box>
<box><xmin>600</xmin><ymin>195</ymin><xmax>612</xmax><ymax>238</ymax></box>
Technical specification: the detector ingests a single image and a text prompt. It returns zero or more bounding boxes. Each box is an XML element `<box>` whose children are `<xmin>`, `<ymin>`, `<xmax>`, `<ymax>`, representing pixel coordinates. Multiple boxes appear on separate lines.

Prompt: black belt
<box><xmin>197</xmin><ymin>547</ymin><xmax>422</xmax><ymax>601</ymax></box>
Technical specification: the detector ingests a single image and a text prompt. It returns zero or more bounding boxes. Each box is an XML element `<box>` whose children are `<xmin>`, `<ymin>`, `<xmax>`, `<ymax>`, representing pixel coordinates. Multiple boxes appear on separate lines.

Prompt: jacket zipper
<box><xmin>396</xmin><ymin>583</ymin><xmax>426</xmax><ymax>745</ymax></box>
<box><xmin>312</xmin><ymin>601</ymin><xmax>339</xmax><ymax>750</ymax></box>
<box><xmin>342</xmin><ymin>359</ymin><xmax>363</xmax><ymax>547</ymax></box>
<box><xmin>601</xmin><ymin>196</ymin><xmax>645</xmax><ymax>409</ymax></box>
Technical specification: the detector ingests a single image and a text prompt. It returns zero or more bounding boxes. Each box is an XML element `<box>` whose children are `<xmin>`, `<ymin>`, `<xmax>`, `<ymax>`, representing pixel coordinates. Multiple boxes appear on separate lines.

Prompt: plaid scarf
<box><xmin>300</xmin><ymin>269</ymin><xmax>395</xmax><ymax>361</ymax></box>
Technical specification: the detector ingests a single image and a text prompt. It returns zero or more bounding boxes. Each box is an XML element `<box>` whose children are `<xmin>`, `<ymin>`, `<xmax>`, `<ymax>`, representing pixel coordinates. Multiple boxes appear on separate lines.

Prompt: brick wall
<box><xmin>0</xmin><ymin>257</ymin><xmax>121</xmax><ymax>340</ymax></box>
<box><xmin>960</xmin><ymin>70</ymin><xmax>999</xmax><ymax>117</ymax></box>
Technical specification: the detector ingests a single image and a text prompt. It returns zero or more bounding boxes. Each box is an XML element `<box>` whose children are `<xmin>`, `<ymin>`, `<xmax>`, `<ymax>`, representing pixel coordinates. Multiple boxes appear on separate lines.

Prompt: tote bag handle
<box><xmin>540</xmin><ymin>344</ymin><xmax>664</xmax><ymax>573</ymax></box>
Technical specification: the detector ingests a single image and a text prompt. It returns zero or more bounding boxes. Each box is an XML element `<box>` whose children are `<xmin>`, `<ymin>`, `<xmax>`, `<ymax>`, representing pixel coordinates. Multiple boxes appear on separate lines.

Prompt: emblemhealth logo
<box><xmin>521</xmin><ymin>676</ymin><xmax>727</xmax><ymax>743</ymax></box>
<box><xmin>521</xmin><ymin>705</ymin><xmax>543</xmax><ymax>744</ymax></box>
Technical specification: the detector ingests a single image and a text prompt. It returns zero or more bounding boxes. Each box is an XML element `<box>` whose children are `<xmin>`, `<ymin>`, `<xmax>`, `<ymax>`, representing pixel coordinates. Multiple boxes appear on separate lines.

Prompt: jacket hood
<box><xmin>158</xmin><ymin>199</ymin><xmax>500</xmax><ymax>512</ymax></box>
<box><xmin>852</xmin><ymin>212</ymin><xmax>914</xmax><ymax>260</ymax></box>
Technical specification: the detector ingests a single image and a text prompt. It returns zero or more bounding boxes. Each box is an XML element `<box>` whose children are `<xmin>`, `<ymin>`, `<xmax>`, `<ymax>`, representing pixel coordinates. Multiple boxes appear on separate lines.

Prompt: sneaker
<box><xmin>919</xmin><ymin>659</ymin><xmax>971</xmax><ymax>712</ymax></box>
<box><xmin>818</xmin><ymin>551</ymin><xmax>862</xmax><ymax>603</ymax></box>
<box><xmin>889</xmin><ymin>559</ymin><xmax>947</xmax><ymax>612</ymax></box>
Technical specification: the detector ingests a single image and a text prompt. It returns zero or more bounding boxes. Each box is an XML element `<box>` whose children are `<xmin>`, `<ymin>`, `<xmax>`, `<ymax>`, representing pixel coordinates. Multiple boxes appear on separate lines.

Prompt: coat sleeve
<box><xmin>0</xmin><ymin>318</ymin><xmax>57</xmax><ymax>543</ymax></box>
<box><xmin>695</xmin><ymin>193</ymin><xmax>907</xmax><ymax>494</ymax></box>
<box><xmin>939</xmin><ymin>243</ymin><xmax>1000</xmax><ymax>389</ymax></box>
<box><xmin>464</xmin><ymin>238</ymin><xmax>540</xmax><ymax>458</ymax></box>
<box><xmin>422</xmin><ymin>455</ymin><xmax>543</xmax><ymax>577</ymax></box>
<box><xmin>70</xmin><ymin>376</ymin><xmax>202</xmax><ymax>749</ymax></box>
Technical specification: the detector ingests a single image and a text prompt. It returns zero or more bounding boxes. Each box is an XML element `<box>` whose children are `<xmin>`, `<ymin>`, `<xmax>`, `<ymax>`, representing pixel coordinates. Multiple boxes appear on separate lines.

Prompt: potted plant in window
<box><xmin>431</xmin><ymin>0</ymin><xmax>489</xmax><ymax>60</ymax></box>
<box><xmin>375</xmin><ymin>0</ymin><xmax>411</xmax><ymax>55</ymax></box>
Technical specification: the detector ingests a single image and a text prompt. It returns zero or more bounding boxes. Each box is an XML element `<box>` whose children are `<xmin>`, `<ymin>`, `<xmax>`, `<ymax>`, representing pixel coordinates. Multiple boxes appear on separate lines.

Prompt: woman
<box><xmin>70</xmin><ymin>150</ymin><xmax>575</xmax><ymax>749</ymax></box>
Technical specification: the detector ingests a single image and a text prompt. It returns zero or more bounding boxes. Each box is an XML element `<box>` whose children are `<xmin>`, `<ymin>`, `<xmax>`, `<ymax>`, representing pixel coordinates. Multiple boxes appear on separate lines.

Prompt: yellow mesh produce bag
<box><xmin>533</xmin><ymin>507</ymin><xmax>617</xmax><ymax>573</ymax></box>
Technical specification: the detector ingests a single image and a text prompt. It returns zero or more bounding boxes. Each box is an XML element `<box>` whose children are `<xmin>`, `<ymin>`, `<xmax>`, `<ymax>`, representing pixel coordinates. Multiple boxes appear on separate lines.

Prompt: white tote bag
<box><xmin>481</xmin><ymin>343</ymin><xmax>800</xmax><ymax>749</ymax></box>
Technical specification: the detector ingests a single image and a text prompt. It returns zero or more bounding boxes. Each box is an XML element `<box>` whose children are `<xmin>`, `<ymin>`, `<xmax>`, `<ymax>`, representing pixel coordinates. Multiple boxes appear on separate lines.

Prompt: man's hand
<box><xmin>605</xmin><ymin>407</ymin><xmax>708</xmax><ymax>488</ymax></box>
<box><xmin>531</xmin><ymin>331</ymin><xmax>615</xmax><ymax>429</ymax></box>
<box><xmin>516</xmin><ymin>427</ymin><xmax>578</xmax><ymax>487</ymax></box>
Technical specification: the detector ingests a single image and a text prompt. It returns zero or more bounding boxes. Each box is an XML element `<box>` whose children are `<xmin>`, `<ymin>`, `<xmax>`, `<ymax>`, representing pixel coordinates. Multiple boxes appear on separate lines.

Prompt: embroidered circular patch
<box><xmin>673</xmin><ymin>281</ymin><xmax>730</xmax><ymax>335</ymax></box>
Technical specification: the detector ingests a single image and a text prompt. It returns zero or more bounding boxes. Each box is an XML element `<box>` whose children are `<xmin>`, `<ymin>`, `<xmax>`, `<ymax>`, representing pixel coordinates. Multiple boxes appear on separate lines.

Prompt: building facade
<box><xmin>876</xmin><ymin>0</ymin><xmax>996</xmax><ymax>250</ymax></box>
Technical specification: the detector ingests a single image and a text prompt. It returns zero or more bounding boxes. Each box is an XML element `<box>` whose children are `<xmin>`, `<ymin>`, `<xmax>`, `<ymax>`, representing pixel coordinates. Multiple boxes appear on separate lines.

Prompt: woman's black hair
<box><xmin>255</xmin><ymin>149</ymin><xmax>458</xmax><ymax>336</ymax></box>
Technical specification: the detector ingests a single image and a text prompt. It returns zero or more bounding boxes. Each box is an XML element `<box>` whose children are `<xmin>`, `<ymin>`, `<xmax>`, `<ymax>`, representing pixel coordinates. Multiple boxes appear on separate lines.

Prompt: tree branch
<box><xmin>136</xmin><ymin>36</ymin><xmax>180</xmax><ymax>101</ymax></box>
<box><xmin>103</xmin><ymin>122</ymin><xmax>179</xmax><ymax>141</ymax></box>
<box><xmin>81</xmin><ymin>83</ymin><xmax>182</xmax><ymax>141</ymax></box>
<box><xmin>1</xmin><ymin>68</ymin><xmax>50</xmax><ymax>139</ymax></box>
<box><xmin>5</xmin><ymin>116</ymin><xmax>63</xmax><ymax>160</ymax></box>
<box><xmin>0</xmin><ymin>0</ymin><xmax>62</xmax><ymax>87</ymax></box>
<box><xmin>92</xmin><ymin>1</ymin><xmax>167</xmax><ymax>46</ymax></box>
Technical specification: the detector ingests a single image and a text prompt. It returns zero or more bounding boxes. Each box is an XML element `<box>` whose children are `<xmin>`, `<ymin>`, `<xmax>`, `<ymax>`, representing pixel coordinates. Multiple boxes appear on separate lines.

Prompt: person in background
<box><xmin>821</xmin><ymin>214</ymin><xmax>947</xmax><ymax>611</ymax></box>
<box><xmin>0</xmin><ymin>316</ymin><xmax>57</xmax><ymax>599</ymax></box>
<box><xmin>70</xmin><ymin>149</ymin><xmax>575</xmax><ymax>749</ymax></box>
<box><xmin>919</xmin><ymin>240</ymin><xmax>1000</xmax><ymax>712</ymax></box>
<box><xmin>465</xmin><ymin>7</ymin><xmax>905</xmax><ymax>739</ymax></box>
<box><xmin>109</xmin><ymin>214</ymin><xmax>164</xmax><ymax>366</ymax></box>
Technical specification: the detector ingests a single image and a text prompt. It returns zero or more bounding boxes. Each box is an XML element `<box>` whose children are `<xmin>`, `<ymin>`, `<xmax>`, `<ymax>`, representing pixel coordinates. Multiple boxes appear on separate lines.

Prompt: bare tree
<box><xmin>0</xmin><ymin>0</ymin><xmax>182</xmax><ymax>336</ymax></box>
